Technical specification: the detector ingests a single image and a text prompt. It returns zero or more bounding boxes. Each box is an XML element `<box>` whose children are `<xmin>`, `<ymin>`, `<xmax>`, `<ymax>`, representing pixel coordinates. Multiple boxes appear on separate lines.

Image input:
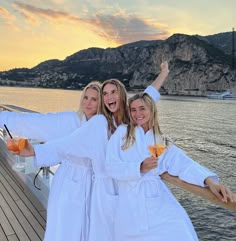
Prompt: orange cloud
<box><xmin>13</xmin><ymin>1</ymin><xmax>83</xmax><ymax>24</ymax></box>
<box><xmin>89</xmin><ymin>14</ymin><xmax>170</xmax><ymax>44</ymax></box>
<box><xmin>12</xmin><ymin>2</ymin><xmax>170</xmax><ymax>44</ymax></box>
<box><xmin>0</xmin><ymin>7</ymin><xmax>15</xmax><ymax>24</ymax></box>
<box><xmin>0</xmin><ymin>7</ymin><xmax>20</xmax><ymax>31</ymax></box>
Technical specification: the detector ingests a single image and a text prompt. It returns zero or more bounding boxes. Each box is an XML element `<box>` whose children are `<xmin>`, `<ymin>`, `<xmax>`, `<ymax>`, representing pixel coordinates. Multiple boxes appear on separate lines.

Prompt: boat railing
<box><xmin>0</xmin><ymin>104</ymin><xmax>235</xmax><ymax>212</ymax></box>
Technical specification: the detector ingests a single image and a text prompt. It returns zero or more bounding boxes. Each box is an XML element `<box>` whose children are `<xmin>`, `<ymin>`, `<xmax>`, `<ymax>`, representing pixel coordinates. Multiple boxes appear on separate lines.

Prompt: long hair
<box><xmin>122</xmin><ymin>92</ymin><xmax>162</xmax><ymax>150</ymax></box>
<box><xmin>101</xmin><ymin>79</ymin><xmax>130</xmax><ymax>135</ymax></box>
<box><xmin>78</xmin><ymin>81</ymin><xmax>102</xmax><ymax>121</ymax></box>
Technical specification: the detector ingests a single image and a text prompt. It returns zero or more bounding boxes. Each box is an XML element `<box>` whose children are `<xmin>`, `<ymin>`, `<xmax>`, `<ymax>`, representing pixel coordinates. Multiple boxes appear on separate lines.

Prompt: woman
<box><xmin>1</xmin><ymin>82</ymin><xmax>102</xmax><ymax>241</ymax></box>
<box><xmin>88</xmin><ymin>61</ymin><xmax>169</xmax><ymax>241</ymax></box>
<box><xmin>105</xmin><ymin>93</ymin><xmax>236</xmax><ymax>241</ymax></box>
<box><xmin>16</xmin><ymin>62</ymin><xmax>170</xmax><ymax>241</ymax></box>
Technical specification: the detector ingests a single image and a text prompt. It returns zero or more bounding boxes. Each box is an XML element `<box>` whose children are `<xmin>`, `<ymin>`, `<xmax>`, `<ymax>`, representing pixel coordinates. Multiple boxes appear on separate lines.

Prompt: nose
<box><xmin>87</xmin><ymin>99</ymin><xmax>93</xmax><ymax>106</ymax></box>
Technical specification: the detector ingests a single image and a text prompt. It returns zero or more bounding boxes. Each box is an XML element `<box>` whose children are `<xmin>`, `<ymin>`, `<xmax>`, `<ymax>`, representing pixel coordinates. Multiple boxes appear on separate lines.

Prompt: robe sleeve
<box><xmin>106</xmin><ymin>126</ymin><xmax>142</xmax><ymax>181</ymax></box>
<box><xmin>33</xmin><ymin>115</ymin><xmax>108</xmax><ymax>167</ymax></box>
<box><xmin>0</xmin><ymin>111</ymin><xmax>81</xmax><ymax>141</ymax></box>
<box><xmin>157</xmin><ymin>144</ymin><xmax>219</xmax><ymax>187</ymax></box>
<box><xmin>144</xmin><ymin>85</ymin><xmax>161</xmax><ymax>103</ymax></box>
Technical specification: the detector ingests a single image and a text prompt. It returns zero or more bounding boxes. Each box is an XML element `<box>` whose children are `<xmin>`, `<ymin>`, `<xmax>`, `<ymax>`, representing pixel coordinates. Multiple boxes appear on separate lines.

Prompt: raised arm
<box><xmin>144</xmin><ymin>61</ymin><xmax>169</xmax><ymax>103</ymax></box>
<box><xmin>151</xmin><ymin>61</ymin><xmax>169</xmax><ymax>90</ymax></box>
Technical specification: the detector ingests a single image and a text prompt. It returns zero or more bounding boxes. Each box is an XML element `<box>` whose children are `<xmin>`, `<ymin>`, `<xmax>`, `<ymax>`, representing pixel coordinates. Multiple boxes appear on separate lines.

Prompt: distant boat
<box><xmin>207</xmin><ymin>90</ymin><xmax>236</xmax><ymax>100</ymax></box>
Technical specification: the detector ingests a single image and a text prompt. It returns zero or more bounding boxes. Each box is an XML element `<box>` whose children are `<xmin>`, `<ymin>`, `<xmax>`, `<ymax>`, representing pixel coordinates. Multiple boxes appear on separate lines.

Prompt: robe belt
<box><xmin>132</xmin><ymin>175</ymin><xmax>161</xmax><ymax>232</ymax></box>
<box><xmin>63</xmin><ymin>158</ymin><xmax>93</xmax><ymax>168</ymax></box>
<box><xmin>91</xmin><ymin>174</ymin><xmax>111</xmax><ymax>181</ymax></box>
<box><xmin>83</xmin><ymin>167</ymin><xmax>93</xmax><ymax>241</ymax></box>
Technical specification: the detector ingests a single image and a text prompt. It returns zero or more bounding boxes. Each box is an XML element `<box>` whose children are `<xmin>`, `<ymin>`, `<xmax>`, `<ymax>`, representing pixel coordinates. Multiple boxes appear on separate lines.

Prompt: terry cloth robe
<box><xmin>0</xmin><ymin>111</ymin><xmax>93</xmax><ymax>241</ymax></box>
<box><xmin>106</xmin><ymin>125</ymin><xmax>219</xmax><ymax>241</ymax></box>
<box><xmin>0</xmin><ymin>111</ymin><xmax>83</xmax><ymax>142</ymax></box>
<box><xmin>33</xmin><ymin>115</ymin><xmax>111</xmax><ymax>241</ymax></box>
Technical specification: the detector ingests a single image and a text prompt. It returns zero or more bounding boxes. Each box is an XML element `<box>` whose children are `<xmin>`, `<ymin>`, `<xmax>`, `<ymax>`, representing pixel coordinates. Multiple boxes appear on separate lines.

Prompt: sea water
<box><xmin>1</xmin><ymin>86</ymin><xmax>236</xmax><ymax>240</ymax></box>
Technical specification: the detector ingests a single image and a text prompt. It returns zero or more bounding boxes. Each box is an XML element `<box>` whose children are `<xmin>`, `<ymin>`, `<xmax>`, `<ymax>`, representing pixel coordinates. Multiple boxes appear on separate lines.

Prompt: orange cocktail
<box><xmin>6</xmin><ymin>138</ymin><xmax>27</xmax><ymax>152</ymax></box>
<box><xmin>148</xmin><ymin>144</ymin><xmax>165</xmax><ymax>157</ymax></box>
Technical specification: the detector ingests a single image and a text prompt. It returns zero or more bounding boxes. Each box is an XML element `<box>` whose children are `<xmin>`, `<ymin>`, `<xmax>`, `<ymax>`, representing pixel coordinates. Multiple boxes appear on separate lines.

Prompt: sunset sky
<box><xmin>0</xmin><ymin>0</ymin><xmax>235</xmax><ymax>71</ymax></box>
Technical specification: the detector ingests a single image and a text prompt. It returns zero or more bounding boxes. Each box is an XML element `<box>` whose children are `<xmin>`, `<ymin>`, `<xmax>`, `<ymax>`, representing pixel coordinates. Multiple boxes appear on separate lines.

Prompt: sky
<box><xmin>0</xmin><ymin>0</ymin><xmax>235</xmax><ymax>71</ymax></box>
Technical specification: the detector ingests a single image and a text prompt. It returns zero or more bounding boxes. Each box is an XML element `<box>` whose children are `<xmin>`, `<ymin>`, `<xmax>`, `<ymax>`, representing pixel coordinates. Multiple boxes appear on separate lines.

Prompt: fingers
<box><xmin>11</xmin><ymin>151</ymin><xmax>20</xmax><ymax>155</ymax></box>
<box><xmin>213</xmin><ymin>185</ymin><xmax>236</xmax><ymax>203</ymax></box>
<box><xmin>223</xmin><ymin>186</ymin><xmax>236</xmax><ymax>203</ymax></box>
<box><xmin>140</xmin><ymin>157</ymin><xmax>158</xmax><ymax>173</ymax></box>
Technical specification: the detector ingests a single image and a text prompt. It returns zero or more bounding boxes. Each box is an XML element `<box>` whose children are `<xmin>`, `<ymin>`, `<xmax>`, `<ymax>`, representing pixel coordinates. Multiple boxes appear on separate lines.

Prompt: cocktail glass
<box><xmin>6</xmin><ymin>138</ymin><xmax>27</xmax><ymax>170</ymax></box>
<box><xmin>148</xmin><ymin>144</ymin><xmax>166</xmax><ymax>157</ymax></box>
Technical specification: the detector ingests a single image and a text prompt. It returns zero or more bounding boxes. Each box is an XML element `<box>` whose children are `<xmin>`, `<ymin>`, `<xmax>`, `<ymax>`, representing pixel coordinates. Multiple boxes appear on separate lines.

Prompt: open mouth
<box><xmin>108</xmin><ymin>101</ymin><xmax>116</xmax><ymax>109</ymax></box>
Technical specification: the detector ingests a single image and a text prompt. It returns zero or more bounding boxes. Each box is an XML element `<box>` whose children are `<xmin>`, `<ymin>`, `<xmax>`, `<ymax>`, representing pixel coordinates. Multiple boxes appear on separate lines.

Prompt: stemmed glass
<box><xmin>148</xmin><ymin>135</ymin><xmax>167</xmax><ymax>174</ymax></box>
<box><xmin>6</xmin><ymin>137</ymin><xmax>26</xmax><ymax>171</ymax></box>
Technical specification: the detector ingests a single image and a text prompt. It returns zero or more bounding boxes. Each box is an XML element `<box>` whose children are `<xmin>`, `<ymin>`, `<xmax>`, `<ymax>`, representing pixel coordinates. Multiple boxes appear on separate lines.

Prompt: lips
<box><xmin>108</xmin><ymin>101</ymin><xmax>116</xmax><ymax>110</ymax></box>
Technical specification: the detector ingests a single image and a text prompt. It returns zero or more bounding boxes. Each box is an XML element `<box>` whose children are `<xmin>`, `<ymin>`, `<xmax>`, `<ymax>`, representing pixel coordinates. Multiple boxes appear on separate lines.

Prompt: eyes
<box><xmin>103</xmin><ymin>89</ymin><xmax>118</xmax><ymax>97</ymax></box>
<box><xmin>130</xmin><ymin>106</ymin><xmax>146</xmax><ymax>113</ymax></box>
<box><xmin>83</xmin><ymin>96</ymin><xmax>97</xmax><ymax>102</ymax></box>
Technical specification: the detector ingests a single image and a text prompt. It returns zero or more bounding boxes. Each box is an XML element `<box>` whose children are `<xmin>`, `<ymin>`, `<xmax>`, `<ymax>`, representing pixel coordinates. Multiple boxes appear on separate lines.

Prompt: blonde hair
<box><xmin>101</xmin><ymin>79</ymin><xmax>129</xmax><ymax>135</ymax></box>
<box><xmin>122</xmin><ymin>92</ymin><xmax>162</xmax><ymax>150</ymax></box>
<box><xmin>78</xmin><ymin>81</ymin><xmax>102</xmax><ymax>120</ymax></box>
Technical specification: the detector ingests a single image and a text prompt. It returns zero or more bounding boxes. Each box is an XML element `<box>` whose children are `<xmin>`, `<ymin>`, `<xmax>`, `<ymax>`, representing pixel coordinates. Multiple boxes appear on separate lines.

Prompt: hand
<box><xmin>140</xmin><ymin>156</ymin><xmax>158</xmax><ymax>173</ymax></box>
<box><xmin>18</xmin><ymin>140</ymin><xmax>36</xmax><ymax>157</ymax></box>
<box><xmin>151</xmin><ymin>61</ymin><xmax>169</xmax><ymax>90</ymax></box>
<box><xmin>205</xmin><ymin>178</ymin><xmax>236</xmax><ymax>203</ymax></box>
<box><xmin>160</xmin><ymin>61</ymin><xmax>169</xmax><ymax>76</ymax></box>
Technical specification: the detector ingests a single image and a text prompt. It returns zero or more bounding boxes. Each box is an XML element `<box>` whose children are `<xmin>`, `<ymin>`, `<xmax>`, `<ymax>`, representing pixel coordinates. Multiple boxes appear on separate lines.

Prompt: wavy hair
<box><xmin>101</xmin><ymin>79</ymin><xmax>130</xmax><ymax>135</ymax></box>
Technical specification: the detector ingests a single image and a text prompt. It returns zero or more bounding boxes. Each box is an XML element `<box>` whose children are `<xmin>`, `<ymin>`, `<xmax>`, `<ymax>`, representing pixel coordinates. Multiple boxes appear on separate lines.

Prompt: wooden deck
<box><xmin>0</xmin><ymin>139</ymin><xmax>46</xmax><ymax>241</ymax></box>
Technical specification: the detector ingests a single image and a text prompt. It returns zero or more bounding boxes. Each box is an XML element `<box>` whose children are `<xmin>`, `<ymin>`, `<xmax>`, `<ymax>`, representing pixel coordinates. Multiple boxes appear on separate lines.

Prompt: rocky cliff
<box><xmin>0</xmin><ymin>32</ymin><xmax>235</xmax><ymax>96</ymax></box>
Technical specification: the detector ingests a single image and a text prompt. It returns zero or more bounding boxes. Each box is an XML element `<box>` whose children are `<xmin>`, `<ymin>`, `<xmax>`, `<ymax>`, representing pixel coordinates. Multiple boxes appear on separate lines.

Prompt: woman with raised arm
<box><xmin>105</xmin><ymin>92</ymin><xmax>236</xmax><ymax>241</ymax></box>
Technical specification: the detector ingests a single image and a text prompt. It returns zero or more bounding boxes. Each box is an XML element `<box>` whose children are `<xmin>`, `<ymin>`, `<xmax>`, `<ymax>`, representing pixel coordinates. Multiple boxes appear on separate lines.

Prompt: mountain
<box><xmin>0</xmin><ymin>31</ymin><xmax>235</xmax><ymax>96</ymax></box>
<box><xmin>196</xmin><ymin>31</ymin><xmax>234</xmax><ymax>55</ymax></box>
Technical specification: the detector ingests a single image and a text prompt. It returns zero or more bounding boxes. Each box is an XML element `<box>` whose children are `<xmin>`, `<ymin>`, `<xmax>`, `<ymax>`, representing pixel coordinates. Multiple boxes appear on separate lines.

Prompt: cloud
<box><xmin>12</xmin><ymin>2</ymin><xmax>169</xmax><ymax>44</ymax></box>
<box><xmin>90</xmin><ymin>14</ymin><xmax>169</xmax><ymax>44</ymax></box>
<box><xmin>0</xmin><ymin>7</ymin><xmax>15</xmax><ymax>23</ymax></box>
<box><xmin>13</xmin><ymin>1</ymin><xmax>83</xmax><ymax>24</ymax></box>
<box><xmin>0</xmin><ymin>7</ymin><xmax>19</xmax><ymax>30</ymax></box>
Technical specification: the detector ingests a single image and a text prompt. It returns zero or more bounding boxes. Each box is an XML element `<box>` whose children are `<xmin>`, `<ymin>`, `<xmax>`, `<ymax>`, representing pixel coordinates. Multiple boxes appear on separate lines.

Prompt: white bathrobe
<box><xmin>0</xmin><ymin>111</ymin><xmax>93</xmax><ymax>241</ymax></box>
<box><xmin>106</xmin><ymin>125</ymin><xmax>219</xmax><ymax>241</ymax></box>
<box><xmin>33</xmin><ymin>114</ymin><xmax>110</xmax><ymax>241</ymax></box>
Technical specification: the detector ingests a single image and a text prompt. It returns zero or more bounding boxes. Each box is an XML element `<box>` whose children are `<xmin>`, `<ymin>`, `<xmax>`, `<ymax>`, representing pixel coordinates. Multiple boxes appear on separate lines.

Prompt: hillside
<box><xmin>0</xmin><ymin>31</ymin><xmax>235</xmax><ymax>96</ymax></box>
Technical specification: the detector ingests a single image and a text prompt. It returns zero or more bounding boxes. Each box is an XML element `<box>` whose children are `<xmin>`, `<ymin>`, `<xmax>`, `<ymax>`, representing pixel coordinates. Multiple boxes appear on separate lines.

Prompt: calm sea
<box><xmin>1</xmin><ymin>86</ymin><xmax>236</xmax><ymax>240</ymax></box>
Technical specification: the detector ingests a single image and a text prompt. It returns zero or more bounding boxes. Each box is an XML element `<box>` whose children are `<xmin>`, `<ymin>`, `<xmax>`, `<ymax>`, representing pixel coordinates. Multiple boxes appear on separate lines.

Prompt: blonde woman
<box><xmin>106</xmin><ymin>93</ymin><xmax>236</xmax><ymax>241</ymax></box>
<box><xmin>1</xmin><ymin>82</ymin><xmax>102</xmax><ymax>241</ymax></box>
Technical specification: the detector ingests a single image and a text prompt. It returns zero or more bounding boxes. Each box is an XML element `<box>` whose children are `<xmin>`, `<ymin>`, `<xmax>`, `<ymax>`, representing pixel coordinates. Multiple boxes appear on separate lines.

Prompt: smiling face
<box><xmin>130</xmin><ymin>98</ymin><xmax>151</xmax><ymax>132</ymax></box>
<box><xmin>102</xmin><ymin>83</ymin><xmax>120</xmax><ymax>113</ymax></box>
<box><xmin>81</xmin><ymin>87</ymin><xmax>99</xmax><ymax>120</ymax></box>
